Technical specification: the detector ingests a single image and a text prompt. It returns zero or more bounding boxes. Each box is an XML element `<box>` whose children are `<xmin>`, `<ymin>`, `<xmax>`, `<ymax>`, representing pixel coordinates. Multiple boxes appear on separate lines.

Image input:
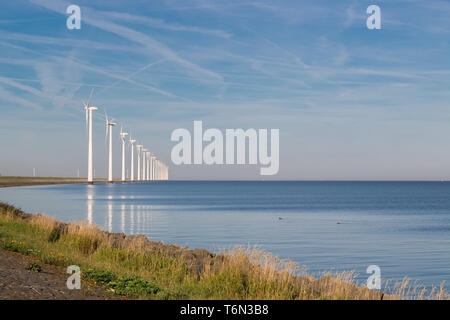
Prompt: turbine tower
<box><xmin>129</xmin><ymin>137</ymin><xmax>136</xmax><ymax>181</ymax></box>
<box><xmin>136</xmin><ymin>144</ymin><xmax>143</xmax><ymax>181</ymax></box>
<box><xmin>83</xmin><ymin>89</ymin><xmax>98</xmax><ymax>185</ymax></box>
<box><xmin>146</xmin><ymin>151</ymin><xmax>150</xmax><ymax>181</ymax></box>
<box><xmin>150</xmin><ymin>155</ymin><xmax>156</xmax><ymax>181</ymax></box>
<box><xmin>157</xmin><ymin>160</ymin><xmax>160</xmax><ymax>180</ymax></box>
<box><xmin>142</xmin><ymin>148</ymin><xmax>147</xmax><ymax>181</ymax></box>
<box><xmin>105</xmin><ymin>111</ymin><xmax>117</xmax><ymax>183</ymax></box>
<box><xmin>119</xmin><ymin>127</ymin><xmax>128</xmax><ymax>182</ymax></box>
<box><xmin>165</xmin><ymin>163</ymin><xmax>169</xmax><ymax>180</ymax></box>
<box><xmin>148</xmin><ymin>153</ymin><xmax>153</xmax><ymax>181</ymax></box>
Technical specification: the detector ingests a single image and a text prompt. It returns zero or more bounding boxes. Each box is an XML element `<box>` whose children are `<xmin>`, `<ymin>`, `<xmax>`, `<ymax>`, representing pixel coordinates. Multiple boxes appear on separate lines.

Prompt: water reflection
<box><xmin>107</xmin><ymin>194</ymin><xmax>113</xmax><ymax>233</ymax></box>
<box><xmin>137</xmin><ymin>205</ymin><xmax>141</xmax><ymax>234</ymax></box>
<box><xmin>121</xmin><ymin>204</ymin><xmax>125</xmax><ymax>234</ymax></box>
<box><xmin>87</xmin><ymin>185</ymin><xmax>94</xmax><ymax>225</ymax></box>
<box><xmin>1</xmin><ymin>181</ymin><xmax>449</xmax><ymax>290</ymax></box>
<box><xmin>130</xmin><ymin>204</ymin><xmax>135</xmax><ymax>235</ymax></box>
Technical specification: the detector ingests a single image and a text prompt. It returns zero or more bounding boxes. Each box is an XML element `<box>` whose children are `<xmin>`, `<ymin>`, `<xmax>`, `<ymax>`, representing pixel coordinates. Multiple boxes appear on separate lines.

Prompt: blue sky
<box><xmin>0</xmin><ymin>0</ymin><xmax>450</xmax><ymax>180</ymax></box>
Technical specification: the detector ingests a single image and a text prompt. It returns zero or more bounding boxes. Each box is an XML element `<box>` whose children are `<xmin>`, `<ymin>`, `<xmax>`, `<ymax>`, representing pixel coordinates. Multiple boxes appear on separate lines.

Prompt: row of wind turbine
<box><xmin>82</xmin><ymin>89</ymin><xmax>168</xmax><ymax>184</ymax></box>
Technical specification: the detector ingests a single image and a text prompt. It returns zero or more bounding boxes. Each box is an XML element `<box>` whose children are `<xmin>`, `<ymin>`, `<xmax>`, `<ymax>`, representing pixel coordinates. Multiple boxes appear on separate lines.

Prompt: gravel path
<box><xmin>0</xmin><ymin>248</ymin><xmax>121</xmax><ymax>300</ymax></box>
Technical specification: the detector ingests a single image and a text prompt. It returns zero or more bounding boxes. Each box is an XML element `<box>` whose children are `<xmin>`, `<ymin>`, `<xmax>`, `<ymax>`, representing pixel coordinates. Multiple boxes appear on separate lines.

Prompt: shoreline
<box><xmin>0</xmin><ymin>177</ymin><xmax>113</xmax><ymax>188</ymax></box>
<box><xmin>0</xmin><ymin>176</ymin><xmax>166</xmax><ymax>188</ymax></box>
<box><xmin>0</xmin><ymin>202</ymin><xmax>447</xmax><ymax>300</ymax></box>
<box><xmin>0</xmin><ymin>202</ymin><xmax>394</xmax><ymax>300</ymax></box>
<box><xmin>0</xmin><ymin>181</ymin><xmax>87</xmax><ymax>188</ymax></box>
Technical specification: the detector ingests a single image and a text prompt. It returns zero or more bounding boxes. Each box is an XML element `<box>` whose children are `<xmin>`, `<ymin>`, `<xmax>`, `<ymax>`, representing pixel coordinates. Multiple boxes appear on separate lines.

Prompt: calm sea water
<box><xmin>1</xmin><ymin>181</ymin><xmax>449</xmax><ymax>290</ymax></box>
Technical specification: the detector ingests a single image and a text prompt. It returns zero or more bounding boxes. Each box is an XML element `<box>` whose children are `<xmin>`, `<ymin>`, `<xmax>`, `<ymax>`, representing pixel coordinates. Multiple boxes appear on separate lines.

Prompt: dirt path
<box><xmin>0</xmin><ymin>248</ymin><xmax>121</xmax><ymax>300</ymax></box>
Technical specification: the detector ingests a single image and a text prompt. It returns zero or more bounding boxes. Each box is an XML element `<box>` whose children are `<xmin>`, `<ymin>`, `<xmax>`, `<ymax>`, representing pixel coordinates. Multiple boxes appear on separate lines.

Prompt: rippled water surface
<box><xmin>1</xmin><ymin>181</ymin><xmax>449</xmax><ymax>289</ymax></box>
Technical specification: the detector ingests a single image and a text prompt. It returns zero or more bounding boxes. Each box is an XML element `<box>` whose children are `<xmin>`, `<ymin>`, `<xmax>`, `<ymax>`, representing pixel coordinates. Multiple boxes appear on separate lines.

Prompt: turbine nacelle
<box><xmin>119</xmin><ymin>127</ymin><xmax>128</xmax><ymax>142</ymax></box>
<box><xmin>104</xmin><ymin>110</ymin><xmax>116</xmax><ymax>141</ymax></box>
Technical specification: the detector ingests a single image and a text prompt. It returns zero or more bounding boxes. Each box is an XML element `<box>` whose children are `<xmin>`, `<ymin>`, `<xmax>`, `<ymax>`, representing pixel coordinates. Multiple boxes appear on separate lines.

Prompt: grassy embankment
<box><xmin>0</xmin><ymin>202</ymin><xmax>447</xmax><ymax>300</ymax></box>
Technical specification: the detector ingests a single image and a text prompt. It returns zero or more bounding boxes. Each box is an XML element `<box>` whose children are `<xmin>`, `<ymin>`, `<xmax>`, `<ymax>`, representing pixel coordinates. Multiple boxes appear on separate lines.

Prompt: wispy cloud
<box><xmin>102</xmin><ymin>11</ymin><xmax>232</xmax><ymax>38</ymax></box>
<box><xmin>1</xmin><ymin>0</ymin><xmax>449</xmax><ymax>178</ymax></box>
<box><xmin>0</xmin><ymin>85</ymin><xmax>42</xmax><ymax>110</ymax></box>
<box><xmin>34</xmin><ymin>56</ymin><xmax>82</xmax><ymax>108</ymax></box>
<box><xmin>0</xmin><ymin>76</ymin><xmax>47</xmax><ymax>100</ymax></box>
<box><xmin>0</xmin><ymin>30</ymin><xmax>144</xmax><ymax>53</ymax></box>
<box><xmin>29</xmin><ymin>0</ymin><xmax>225</xmax><ymax>85</ymax></box>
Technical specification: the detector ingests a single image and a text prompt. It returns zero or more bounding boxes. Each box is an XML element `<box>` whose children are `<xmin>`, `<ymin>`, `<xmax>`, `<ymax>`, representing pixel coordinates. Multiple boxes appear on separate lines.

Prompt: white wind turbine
<box><xmin>129</xmin><ymin>136</ymin><xmax>136</xmax><ymax>181</ymax></box>
<box><xmin>146</xmin><ymin>151</ymin><xmax>152</xmax><ymax>181</ymax></box>
<box><xmin>149</xmin><ymin>152</ymin><xmax>155</xmax><ymax>181</ymax></box>
<box><xmin>83</xmin><ymin>89</ymin><xmax>98</xmax><ymax>185</ymax></box>
<box><xmin>105</xmin><ymin>111</ymin><xmax>117</xmax><ymax>183</ymax></box>
<box><xmin>136</xmin><ymin>144</ymin><xmax>143</xmax><ymax>181</ymax></box>
<box><xmin>142</xmin><ymin>148</ymin><xmax>147</xmax><ymax>181</ymax></box>
<box><xmin>119</xmin><ymin>127</ymin><xmax>128</xmax><ymax>182</ymax></box>
<box><xmin>155</xmin><ymin>159</ymin><xmax>160</xmax><ymax>180</ymax></box>
<box><xmin>150</xmin><ymin>154</ymin><xmax>156</xmax><ymax>181</ymax></box>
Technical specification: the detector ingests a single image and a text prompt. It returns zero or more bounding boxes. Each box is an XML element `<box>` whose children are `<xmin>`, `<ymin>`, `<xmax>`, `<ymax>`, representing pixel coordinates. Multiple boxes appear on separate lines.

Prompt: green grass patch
<box><xmin>83</xmin><ymin>269</ymin><xmax>170</xmax><ymax>299</ymax></box>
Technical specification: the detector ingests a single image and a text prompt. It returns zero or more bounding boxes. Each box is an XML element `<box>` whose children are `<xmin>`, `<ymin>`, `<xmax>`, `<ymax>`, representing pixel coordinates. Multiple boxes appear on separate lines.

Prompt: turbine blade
<box><xmin>105</xmin><ymin>122</ymin><xmax>109</xmax><ymax>145</ymax></box>
<box><xmin>85</xmin><ymin>108</ymin><xmax>88</xmax><ymax>135</ymax></box>
<box><xmin>87</xmin><ymin>88</ymin><xmax>94</xmax><ymax>107</ymax></box>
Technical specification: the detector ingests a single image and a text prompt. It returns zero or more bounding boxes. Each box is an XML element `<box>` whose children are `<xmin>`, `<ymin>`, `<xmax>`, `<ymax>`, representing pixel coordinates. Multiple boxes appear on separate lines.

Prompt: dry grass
<box><xmin>0</xmin><ymin>202</ymin><xmax>448</xmax><ymax>300</ymax></box>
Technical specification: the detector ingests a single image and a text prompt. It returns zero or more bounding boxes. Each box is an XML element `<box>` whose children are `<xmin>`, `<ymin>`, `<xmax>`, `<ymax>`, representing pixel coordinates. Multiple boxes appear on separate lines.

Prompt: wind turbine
<box><xmin>136</xmin><ymin>144</ymin><xmax>143</xmax><ymax>181</ymax></box>
<box><xmin>129</xmin><ymin>137</ymin><xmax>136</xmax><ymax>181</ymax></box>
<box><xmin>105</xmin><ymin>111</ymin><xmax>117</xmax><ymax>183</ymax></box>
<box><xmin>142</xmin><ymin>148</ymin><xmax>147</xmax><ymax>181</ymax></box>
<box><xmin>146</xmin><ymin>151</ymin><xmax>152</xmax><ymax>181</ymax></box>
<box><xmin>83</xmin><ymin>89</ymin><xmax>98</xmax><ymax>185</ymax></box>
<box><xmin>119</xmin><ymin>127</ymin><xmax>128</xmax><ymax>182</ymax></box>
<box><xmin>150</xmin><ymin>155</ymin><xmax>156</xmax><ymax>181</ymax></box>
<box><xmin>156</xmin><ymin>159</ymin><xmax>160</xmax><ymax>180</ymax></box>
<box><xmin>160</xmin><ymin>162</ymin><xmax>166</xmax><ymax>180</ymax></box>
<box><xmin>165</xmin><ymin>163</ymin><xmax>169</xmax><ymax>180</ymax></box>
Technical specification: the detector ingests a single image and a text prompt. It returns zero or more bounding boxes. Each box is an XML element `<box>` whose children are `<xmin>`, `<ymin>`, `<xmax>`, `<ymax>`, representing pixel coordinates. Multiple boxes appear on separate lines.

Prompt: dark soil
<box><xmin>0</xmin><ymin>248</ymin><xmax>122</xmax><ymax>300</ymax></box>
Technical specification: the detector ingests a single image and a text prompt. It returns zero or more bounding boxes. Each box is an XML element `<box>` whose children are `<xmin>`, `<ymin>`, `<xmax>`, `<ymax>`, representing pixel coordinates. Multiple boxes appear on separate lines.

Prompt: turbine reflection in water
<box><xmin>121</xmin><ymin>204</ymin><xmax>125</xmax><ymax>234</ymax></box>
<box><xmin>87</xmin><ymin>185</ymin><xmax>94</xmax><ymax>225</ymax></box>
<box><xmin>1</xmin><ymin>181</ymin><xmax>449</xmax><ymax>291</ymax></box>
